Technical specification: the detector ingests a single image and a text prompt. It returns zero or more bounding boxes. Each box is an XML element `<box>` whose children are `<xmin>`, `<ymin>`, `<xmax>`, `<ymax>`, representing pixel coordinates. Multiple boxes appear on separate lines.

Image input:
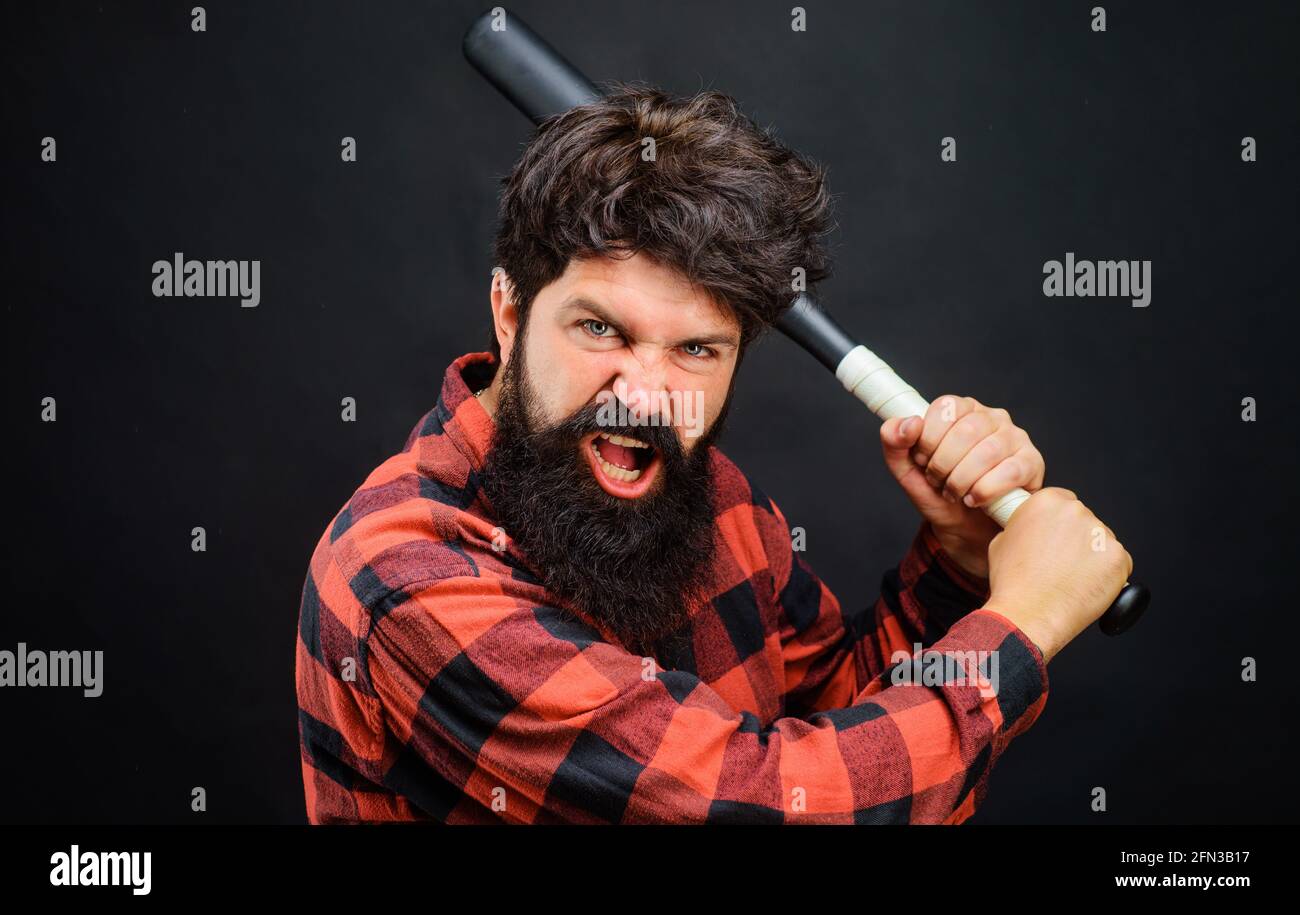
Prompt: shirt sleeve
<box><xmin>363</xmin><ymin>564</ymin><xmax>1050</xmax><ymax>824</ymax></box>
<box><xmin>770</xmin><ymin>493</ymin><xmax>1001</xmax><ymax>719</ymax></box>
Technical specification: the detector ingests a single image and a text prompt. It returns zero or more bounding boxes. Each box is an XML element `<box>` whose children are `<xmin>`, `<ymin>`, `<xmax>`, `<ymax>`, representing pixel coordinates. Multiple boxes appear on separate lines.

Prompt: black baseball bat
<box><xmin>462</xmin><ymin>8</ymin><xmax>1150</xmax><ymax>637</ymax></box>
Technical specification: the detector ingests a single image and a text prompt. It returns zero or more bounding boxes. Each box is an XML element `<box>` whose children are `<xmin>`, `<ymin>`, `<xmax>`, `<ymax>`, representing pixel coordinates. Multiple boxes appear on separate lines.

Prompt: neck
<box><xmin>476</xmin><ymin>375</ymin><xmax>500</xmax><ymax>418</ymax></box>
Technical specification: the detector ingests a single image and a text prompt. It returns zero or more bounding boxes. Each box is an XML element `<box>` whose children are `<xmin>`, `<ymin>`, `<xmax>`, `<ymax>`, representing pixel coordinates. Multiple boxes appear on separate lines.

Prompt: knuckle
<box><xmin>1113</xmin><ymin>551</ymin><xmax>1131</xmax><ymax>578</ymax></box>
<box><xmin>951</xmin><ymin>413</ymin><xmax>978</xmax><ymax>436</ymax></box>
<box><xmin>1026</xmin><ymin>445</ymin><xmax>1044</xmax><ymax>477</ymax></box>
<box><xmin>978</xmin><ymin>436</ymin><xmax>1005</xmax><ymax>461</ymax></box>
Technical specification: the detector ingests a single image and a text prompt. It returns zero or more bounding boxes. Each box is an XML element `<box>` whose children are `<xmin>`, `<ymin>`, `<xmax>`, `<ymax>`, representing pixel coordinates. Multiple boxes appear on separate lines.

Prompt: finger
<box><xmin>879</xmin><ymin>414</ymin><xmax>927</xmax><ymax>482</ymax></box>
<box><xmin>959</xmin><ymin>449</ymin><xmax>1038</xmax><ymax>508</ymax></box>
<box><xmin>924</xmin><ymin>409</ymin><xmax>997</xmax><ymax>494</ymax></box>
<box><xmin>913</xmin><ymin>395</ymin><xmax>976</xmax><ymax>469</ymax></box>
<box><xmin>880</xmin><ymin>415</ymin><xmax>956</xmax><ymax>515</ymax></box>
<box><xmin>941</xmin><ymin>429</ymin><xmax>1022</xmax><ymax>505</ymax></box>
<box><xmin>1042</xmin><ymin>486</ymin><xmax>1078</xmax><ymax>503</ymax></box>
<box><xmin>1019</xmin><ymin>445</ymin><xmax>1046</xmax><ymax>491</ymax></box>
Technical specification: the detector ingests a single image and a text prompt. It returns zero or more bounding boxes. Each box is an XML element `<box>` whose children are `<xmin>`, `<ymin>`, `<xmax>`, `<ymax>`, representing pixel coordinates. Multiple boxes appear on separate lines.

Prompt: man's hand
<box><xmin>880</xmin><ymin>395</ymin><xmax>1045</xmax><ymax>580</ymax></box>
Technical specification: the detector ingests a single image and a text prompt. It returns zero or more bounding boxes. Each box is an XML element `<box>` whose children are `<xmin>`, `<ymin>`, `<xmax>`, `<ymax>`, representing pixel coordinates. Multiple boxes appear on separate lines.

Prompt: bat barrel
<box><xmin>776</xmin><ymin>293</ymin><xmax>858</xmax><ymax>371</ymax></box>
<box><xmin>463</xmin><ymin>9</ymin><xmax>601</xmax><ymax>125</ymax></box>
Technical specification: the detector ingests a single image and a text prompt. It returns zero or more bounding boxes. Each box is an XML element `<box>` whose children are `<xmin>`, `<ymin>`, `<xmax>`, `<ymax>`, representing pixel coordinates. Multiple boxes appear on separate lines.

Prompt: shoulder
<box><xmin>303</xmin><ymin>413</ymin><xmax>520</xmax><ymax>638</ymax></box>
<box><xmin>708</xmin><ymin>446</ymin><xmax>778</xmax><ymax>517</ymax></box>
<box><xmin>706</xmin><ymin>446</ymin><xmax>795</xmax><ymax>584</ymax></box>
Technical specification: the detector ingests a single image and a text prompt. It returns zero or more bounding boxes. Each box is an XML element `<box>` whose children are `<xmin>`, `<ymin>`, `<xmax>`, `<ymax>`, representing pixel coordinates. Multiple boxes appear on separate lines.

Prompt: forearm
<box><xmin>869</xmin><ymin>520</ymin><xmax>994</xmax><ymax>660</ymax></box>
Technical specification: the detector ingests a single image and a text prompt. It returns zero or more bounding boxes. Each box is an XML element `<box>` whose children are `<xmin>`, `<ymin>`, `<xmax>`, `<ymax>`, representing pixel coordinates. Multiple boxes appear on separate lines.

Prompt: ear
<box><xmin>490</xmin><ymin>267</ymin><xmax>519</xmax><ymax>366</ymax></box>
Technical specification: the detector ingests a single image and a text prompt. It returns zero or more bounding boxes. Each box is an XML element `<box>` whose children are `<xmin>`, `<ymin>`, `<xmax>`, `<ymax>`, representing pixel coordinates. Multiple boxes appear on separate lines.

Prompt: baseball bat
<box><xmin>462</xmin><ymin>8</ymin><xmax>1151</xmax><ymax>636</ymax></box>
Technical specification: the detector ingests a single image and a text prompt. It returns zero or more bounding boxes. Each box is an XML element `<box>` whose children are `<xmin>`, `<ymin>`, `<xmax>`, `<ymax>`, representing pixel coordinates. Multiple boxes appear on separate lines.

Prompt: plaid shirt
<box><xmin>296</xmin><ymin>351</ymin><xmax>1049</xmax><ymax>824</ymax></box>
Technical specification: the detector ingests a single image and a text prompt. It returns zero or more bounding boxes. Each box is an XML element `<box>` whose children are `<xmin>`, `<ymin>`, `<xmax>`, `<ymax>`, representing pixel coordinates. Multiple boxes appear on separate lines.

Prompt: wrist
<box><xmin>932</xmin><ymin>527</ymin><xmax>991</xmax><ymax>580</ymax></box>
<box><xmin>981</xmin><ymin>599</ymin><xmax>1059</xmax><ymax>665</ymax></box>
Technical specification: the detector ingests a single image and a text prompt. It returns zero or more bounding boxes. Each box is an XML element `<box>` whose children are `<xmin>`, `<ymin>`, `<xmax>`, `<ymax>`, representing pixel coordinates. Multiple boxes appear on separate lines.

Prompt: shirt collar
<box><xmin>428</xmin><ymin>350</ymin><xmax>499</xmax><ymax>471</ymax></box>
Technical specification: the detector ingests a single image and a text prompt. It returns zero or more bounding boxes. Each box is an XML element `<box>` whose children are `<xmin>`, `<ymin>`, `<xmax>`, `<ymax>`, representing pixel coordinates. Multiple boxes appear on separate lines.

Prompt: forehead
<box><xmin>542</xmin><ymin>252</ymin><xmax>739</xmax><ymax>339</ymax></box>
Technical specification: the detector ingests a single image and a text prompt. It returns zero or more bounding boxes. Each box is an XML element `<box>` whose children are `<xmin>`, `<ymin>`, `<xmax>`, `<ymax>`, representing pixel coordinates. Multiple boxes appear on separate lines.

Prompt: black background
<box><xmin>3</xmin><ymin>0</ymin><xmax>1297</xmax><ymax>824</ymax></box>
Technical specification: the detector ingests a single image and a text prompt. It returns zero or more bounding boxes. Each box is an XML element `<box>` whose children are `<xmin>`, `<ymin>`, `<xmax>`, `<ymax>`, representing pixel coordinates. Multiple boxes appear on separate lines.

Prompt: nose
<box><xmin>612</xmin><ymin>346</ymin><xmax>671</xmax><ymax>426</ymax></box>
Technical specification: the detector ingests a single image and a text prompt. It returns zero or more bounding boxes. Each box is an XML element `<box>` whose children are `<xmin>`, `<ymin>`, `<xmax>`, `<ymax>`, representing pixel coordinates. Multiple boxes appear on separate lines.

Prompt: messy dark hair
<box><xmin>488</xmin><ymin>81</ymin><xmax>835</xmax><ymax>359</ymax></box>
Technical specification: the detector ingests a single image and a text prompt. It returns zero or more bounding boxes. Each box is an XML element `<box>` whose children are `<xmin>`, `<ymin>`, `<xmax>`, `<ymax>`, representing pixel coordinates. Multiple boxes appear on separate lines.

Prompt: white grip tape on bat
<box><xmin>835</xmin><ymin>344</ymin><xmax>1031</xmax><ymax>528</ymax></box>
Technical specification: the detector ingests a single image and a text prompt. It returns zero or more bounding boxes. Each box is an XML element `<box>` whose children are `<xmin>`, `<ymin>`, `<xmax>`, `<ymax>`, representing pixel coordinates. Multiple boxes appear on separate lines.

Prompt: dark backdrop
<box><xmin>3</xmin><ymin>0</ymin><xmax>1297</xmax><ymax>824</ymax></box>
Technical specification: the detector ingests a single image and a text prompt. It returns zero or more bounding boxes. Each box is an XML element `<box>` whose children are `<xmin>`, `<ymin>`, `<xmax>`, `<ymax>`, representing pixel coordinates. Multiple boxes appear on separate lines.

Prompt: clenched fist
<box><xmin>881</xmin><ymin>394</ymin><xmax>1045</xmax><ymax>579</ymax></box>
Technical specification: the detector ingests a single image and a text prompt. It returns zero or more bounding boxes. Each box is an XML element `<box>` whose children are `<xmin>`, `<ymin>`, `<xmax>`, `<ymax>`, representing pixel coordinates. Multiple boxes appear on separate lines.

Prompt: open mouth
<box><xmin>583</xmin><ymin>431</ymin><xmax>661</xmax><ymax>498</ymax></box>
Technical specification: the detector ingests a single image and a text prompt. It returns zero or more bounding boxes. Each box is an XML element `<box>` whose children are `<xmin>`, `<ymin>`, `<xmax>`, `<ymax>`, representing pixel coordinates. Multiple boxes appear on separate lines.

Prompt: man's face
<box><xmin>490</xmin><ymin>252</ymin><xmax>741</xmax><ymax>499</ymax></box>
<box><xmin>480</xmin><ymin>252</ymin><xmax>742</xmax><ymax>656</ymax></box>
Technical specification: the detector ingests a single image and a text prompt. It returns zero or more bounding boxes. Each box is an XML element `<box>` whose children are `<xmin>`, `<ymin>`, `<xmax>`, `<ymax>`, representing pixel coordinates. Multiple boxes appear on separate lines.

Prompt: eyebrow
<box><xmin>557</xmin><ymin>295</ymin><xmax>741</xmax><ymax>349</ymax></box>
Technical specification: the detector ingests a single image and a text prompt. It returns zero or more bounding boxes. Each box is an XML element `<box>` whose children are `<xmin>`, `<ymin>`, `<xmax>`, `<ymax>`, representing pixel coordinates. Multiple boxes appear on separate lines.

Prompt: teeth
<box><xmin>598</xmin><ymin>432</ymin><xmax>651</xmax><ymax>449</ymax></box>
<box><xmin>590</xmin><ymin>440</ymin><xmax>643</xmax><ymax>482</ymax></box>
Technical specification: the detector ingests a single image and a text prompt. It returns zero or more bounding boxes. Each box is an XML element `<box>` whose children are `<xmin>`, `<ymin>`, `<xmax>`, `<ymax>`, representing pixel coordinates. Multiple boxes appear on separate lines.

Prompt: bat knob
<box><xmin>1098</xmin><ymin>581</ymin><xmax>1150</xmax><ymax>637</ymax></box>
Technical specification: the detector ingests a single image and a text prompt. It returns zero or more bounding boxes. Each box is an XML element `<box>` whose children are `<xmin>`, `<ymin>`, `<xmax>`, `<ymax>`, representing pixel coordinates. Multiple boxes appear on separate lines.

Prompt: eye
<box><xmin>580</xmin><ymin>319</ymin><xmax>617</xmax><ymax>338</ymax></box>
<box><xmin>681</xmin><ymin>342</ymin><xmax>715</xmax><ymax>359</ymax></box>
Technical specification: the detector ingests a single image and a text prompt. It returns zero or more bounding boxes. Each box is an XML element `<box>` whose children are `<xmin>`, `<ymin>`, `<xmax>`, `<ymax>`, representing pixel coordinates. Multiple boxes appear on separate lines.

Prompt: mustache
<box><xmin>524</xmin><ymin>396</ymin><xmax>689</xmax><ymax>462</ymax></box>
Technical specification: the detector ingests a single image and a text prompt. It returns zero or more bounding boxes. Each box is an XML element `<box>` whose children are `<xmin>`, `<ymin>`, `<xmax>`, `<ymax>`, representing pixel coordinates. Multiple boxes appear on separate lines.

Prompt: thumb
<box><xmin>880</xmin><ymin>415</ymin><xmax>948</xmax><ymax>514</ymax></box>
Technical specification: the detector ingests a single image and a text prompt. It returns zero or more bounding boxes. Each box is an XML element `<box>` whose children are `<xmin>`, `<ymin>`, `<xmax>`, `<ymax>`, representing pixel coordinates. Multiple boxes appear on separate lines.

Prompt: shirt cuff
<box><xmin>932</xmin><ymin>607</ymin><xmax>1051</xmax><ymax>738</ymax></box>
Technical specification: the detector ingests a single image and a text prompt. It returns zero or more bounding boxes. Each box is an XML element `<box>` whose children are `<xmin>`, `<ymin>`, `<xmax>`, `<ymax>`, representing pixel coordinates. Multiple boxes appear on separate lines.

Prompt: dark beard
<box><xmin>480</xmin><ymin>352</ymin><xmax>725</xmax><ymax>659</ymax></box>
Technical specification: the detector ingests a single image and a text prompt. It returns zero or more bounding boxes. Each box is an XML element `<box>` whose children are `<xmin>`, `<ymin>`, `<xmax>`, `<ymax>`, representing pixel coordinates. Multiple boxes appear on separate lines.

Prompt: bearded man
<box><xmin>295</xmin><ymin>85</ymin><xmax>1131</xmax><ymax>824</ymax></box>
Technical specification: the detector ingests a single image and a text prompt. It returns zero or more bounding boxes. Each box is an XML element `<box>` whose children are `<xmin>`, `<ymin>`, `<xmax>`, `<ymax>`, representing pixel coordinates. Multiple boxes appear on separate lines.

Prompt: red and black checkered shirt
<box><xmin>295</xmin><ymin>350</ymin><xmax>1050</xmax><ymax>824</ymax></box>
